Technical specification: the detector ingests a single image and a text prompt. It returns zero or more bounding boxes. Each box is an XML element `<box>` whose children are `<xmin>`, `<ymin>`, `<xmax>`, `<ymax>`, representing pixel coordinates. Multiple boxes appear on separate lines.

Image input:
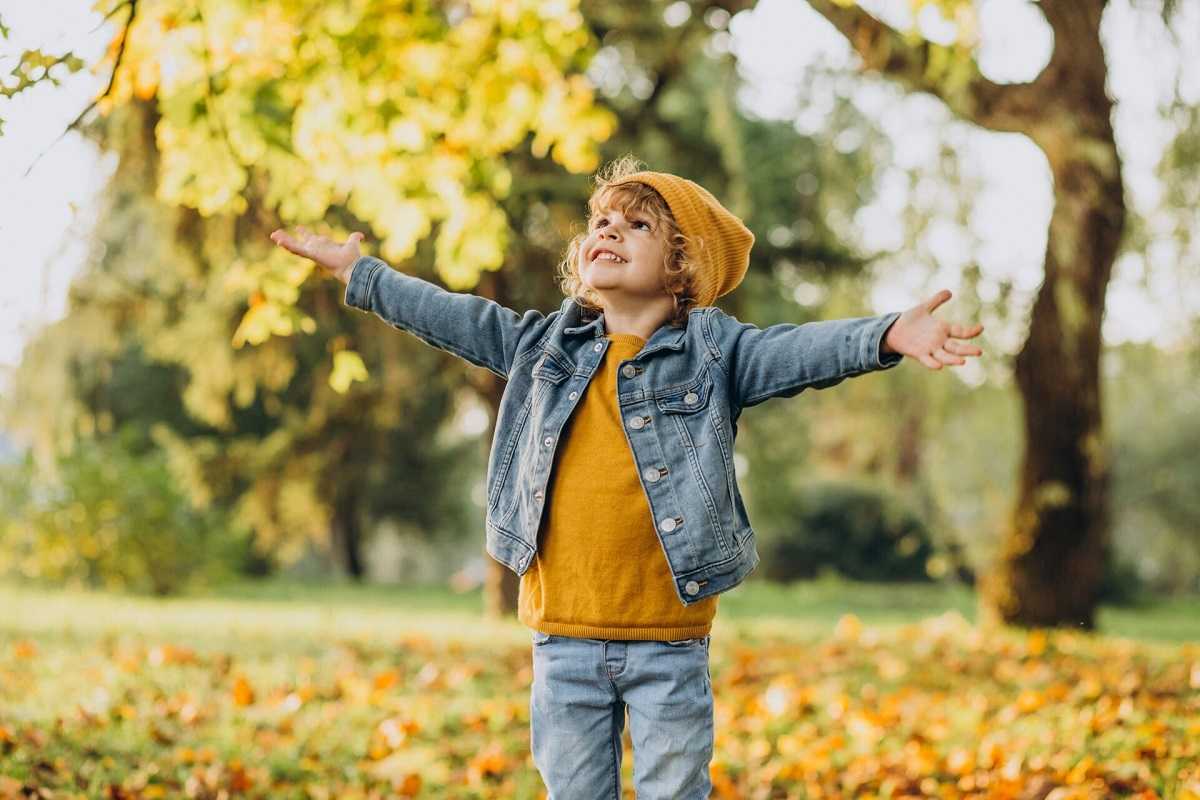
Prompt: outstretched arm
<box><xmin>706</xmin><ymin>306</ymin><xmax>904</xmax><ymax>409</ymax></box>
<box><xmin>881</xmin><ymin>289</ymin><xmax>984</xmax><ymax>369</ymax></box>
<box><xmin>269</xmin><ymin>226</ymin><xmax>550</xmax><ymax>379</ymax></box>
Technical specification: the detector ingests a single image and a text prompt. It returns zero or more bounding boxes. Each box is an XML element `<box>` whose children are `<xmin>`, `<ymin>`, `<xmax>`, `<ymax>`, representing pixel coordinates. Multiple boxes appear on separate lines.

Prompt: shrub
<box><xmin>0</xmin><ymin>428</ymin><xmax>258</xmax><ymax>595</ymax></box>
<box><xmin>757</xmin><ymin>479</ymin><xmax>941</xmax><ymax>583</ymax></box>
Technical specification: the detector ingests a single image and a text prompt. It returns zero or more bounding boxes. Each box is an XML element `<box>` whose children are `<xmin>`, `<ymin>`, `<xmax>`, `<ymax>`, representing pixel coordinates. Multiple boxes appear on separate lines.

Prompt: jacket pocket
<box><xmin>531</xmin><ymin>351</ymin><xmax>570</xmax><ymax>385</ymax></box>
<box><xmin>655</xmin><ymin>373</ymin><xmax>712</xmax><ymax>414</ymax></box>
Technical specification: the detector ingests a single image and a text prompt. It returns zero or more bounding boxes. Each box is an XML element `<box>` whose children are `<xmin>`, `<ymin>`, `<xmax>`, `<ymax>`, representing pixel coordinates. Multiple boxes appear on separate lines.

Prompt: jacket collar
<box><xmin>559</xmin><ymin>297</ymin><xmax>688</xmax><ymax>356</ymax></box>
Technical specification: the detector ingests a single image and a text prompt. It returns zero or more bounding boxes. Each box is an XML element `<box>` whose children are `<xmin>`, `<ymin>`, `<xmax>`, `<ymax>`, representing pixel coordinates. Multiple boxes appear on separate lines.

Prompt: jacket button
<box><xmin>543</xmin><ymin>436</ymin><xmax>553</xmax><ymax>447</ymax></box>
<box><xmin>627</xmin><ymin>416</ymin><xmax>645</xmax><ymax>430</ymax></box>
<box><xmin>684</xmin><ymin>580</ymin><xmax>700</xmax><ymax>596</ymax></box>
<box><xmin>569</xmin><ymin>391</ymin><xmax>578</xmax><ymax>400</ymax></box>
<box><xmin>684</xmin><ymin>391</ymin><xmax>699</xmax><ymax>405</ymax></box>
<box><xmin>621</xmin><ymin>364</ymin><xmax>637</xmax><ymax>378</ymax></box>
<box><xmin>642</xmin><ymin>466</ymin><xmax>662</xmax><ymax>483</ymax></box>
<box><xmin>593</xmin><ymin>342</ymin><xmax>603</xmax><ymax>352</ymax></box>
<box><xmin>659</xmin><ymin>516</ymin><xmax>678</xmax><ymax>533</ymax></box>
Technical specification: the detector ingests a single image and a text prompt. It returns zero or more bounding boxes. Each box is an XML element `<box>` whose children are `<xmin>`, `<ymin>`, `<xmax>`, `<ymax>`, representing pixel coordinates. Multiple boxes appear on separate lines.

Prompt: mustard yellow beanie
<box><xmin>607</xmin><ymin>171</ymin><xmax>755</xmax><ymax>309</ymax></box>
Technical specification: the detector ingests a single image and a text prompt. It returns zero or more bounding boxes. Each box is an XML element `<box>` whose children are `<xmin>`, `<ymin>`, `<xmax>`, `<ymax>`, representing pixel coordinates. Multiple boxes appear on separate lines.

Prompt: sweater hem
<box><xmin>526</xmin><ymin>621</ymin><xmax>712</xmax><ymax>641</ymax></box>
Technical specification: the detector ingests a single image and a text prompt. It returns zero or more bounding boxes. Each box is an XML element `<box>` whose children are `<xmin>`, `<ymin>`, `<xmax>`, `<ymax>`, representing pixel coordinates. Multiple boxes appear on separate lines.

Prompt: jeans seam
<box><xmin>611</xmin><ymin>701</ymin><xmax>622</xmax><ymax>800</ymax></box>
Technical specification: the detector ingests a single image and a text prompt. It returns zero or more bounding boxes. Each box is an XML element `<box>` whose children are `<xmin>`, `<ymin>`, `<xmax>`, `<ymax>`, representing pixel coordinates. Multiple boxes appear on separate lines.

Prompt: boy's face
<box><xmin>579</xmin><ymin>206</ymin><xmax>670</xmax><ymax>308</ymax></box>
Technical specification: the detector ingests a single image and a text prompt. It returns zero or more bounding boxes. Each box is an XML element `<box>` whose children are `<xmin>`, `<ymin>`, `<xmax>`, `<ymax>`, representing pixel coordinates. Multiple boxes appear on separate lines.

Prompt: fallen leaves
<box><xmin>0</xmin><ymin>609</ymin><xmax>1196</xmax><ymax>798</ymax></box>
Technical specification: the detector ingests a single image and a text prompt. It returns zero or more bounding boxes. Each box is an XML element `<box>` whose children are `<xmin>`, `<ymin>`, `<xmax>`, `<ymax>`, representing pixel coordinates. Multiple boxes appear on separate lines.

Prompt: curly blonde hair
<box><xmin>555</xmin><ymin>154</ymin><xmax>703</xmax><ymax>329</ymax></box>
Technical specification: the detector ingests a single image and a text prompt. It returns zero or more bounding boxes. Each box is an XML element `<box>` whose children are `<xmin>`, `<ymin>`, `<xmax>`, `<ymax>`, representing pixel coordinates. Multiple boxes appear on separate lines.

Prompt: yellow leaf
<box><xmin>834</xmin><ymin>613</ymin><xmax>863</xmax><ymax>643</ymax></box>
<box><xmin>330</xmin><ymin>350</ymin><xmax>369</xmax><ymax>394</ymax></box>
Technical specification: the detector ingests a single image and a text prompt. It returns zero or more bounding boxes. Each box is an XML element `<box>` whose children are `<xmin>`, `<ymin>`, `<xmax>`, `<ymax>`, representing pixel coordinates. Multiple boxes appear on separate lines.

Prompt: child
<box><xmin>270</xmin><ymin>155</ymin><xmax>983</xmax><ymax>798</ymax></box>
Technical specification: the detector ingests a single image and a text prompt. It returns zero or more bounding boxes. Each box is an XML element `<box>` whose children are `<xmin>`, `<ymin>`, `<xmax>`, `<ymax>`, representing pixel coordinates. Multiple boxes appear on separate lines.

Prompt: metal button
<box><xmin>534</xmin><ymin>490</ymin><xmax>544</xmax><ymax>502</ymax></box>
<box><xmin>628</xmin><ymin>416</ymin><xmax>645</xmax><ymax>430</ymax></box>
<box><xmin>684</xmin><ymin>391</ymin><xmax>699</xmax><ymax>405</ymax></box>
<box><xmin>659</xmin><ymin>516</ymin><xmax>678</xmax><ymax>533</ymax></box>
<box><xmin>543</xmin><ymin>436</ymin><xmax>553</xmax><ymax>447</ymax></box>
<box><xmin>621</xmin><ymin>364</ymin><xmax>637</xmax><ymax>378</ymax></box>
<box><xmin>593</xmin><ymin>342</ymin><xmax>603</xmax><ymax>352</ymax></box>
<box><xmin>569</xmin><ymin>391</ymin><xmax>578</xmax><ymax>400</ymax></box>
<box><xmin>684</xmin><ymin>580</ymin><xmax>700</xmax><ymax>596</ymax></box>
<box><xmin>642</xmin><ymin>466</ymin><xmax>662</xmax><ymax>483</ymax></box>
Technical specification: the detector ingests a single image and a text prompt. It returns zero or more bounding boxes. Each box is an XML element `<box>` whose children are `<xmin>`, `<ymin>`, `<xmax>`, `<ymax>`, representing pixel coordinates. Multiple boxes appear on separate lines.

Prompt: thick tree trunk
<box><xmin>979</xmin><ymin>119</ymin><xmax>1124</xmax><ymax>629</ymax></box>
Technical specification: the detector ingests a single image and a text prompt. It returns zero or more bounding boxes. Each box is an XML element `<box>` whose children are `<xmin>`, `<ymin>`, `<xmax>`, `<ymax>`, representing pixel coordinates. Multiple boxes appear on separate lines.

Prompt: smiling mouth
<box><xmin>592</xmin><ymin>252</ymin><xmax>627</xmax><ymax>263</ymax></box>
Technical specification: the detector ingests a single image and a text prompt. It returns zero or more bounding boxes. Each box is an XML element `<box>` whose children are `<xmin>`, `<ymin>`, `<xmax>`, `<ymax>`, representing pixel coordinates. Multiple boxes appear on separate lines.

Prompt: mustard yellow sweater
<box><xmin>517</xmin><ymin>333</ymin><xmax>718</xmax><ymax>640</ymax></box>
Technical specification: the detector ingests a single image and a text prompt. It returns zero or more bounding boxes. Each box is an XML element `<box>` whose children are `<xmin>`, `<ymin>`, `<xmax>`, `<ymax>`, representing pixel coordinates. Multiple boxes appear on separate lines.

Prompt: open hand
<box><xmin>269</xmin><ymin>225</ymin><xmax>366</xmax><ymax>285</ymax></box>
<box><xmin>883</xmin><ymin>289</ymin><xmax>984</xmax><ymax>370</ymax></box>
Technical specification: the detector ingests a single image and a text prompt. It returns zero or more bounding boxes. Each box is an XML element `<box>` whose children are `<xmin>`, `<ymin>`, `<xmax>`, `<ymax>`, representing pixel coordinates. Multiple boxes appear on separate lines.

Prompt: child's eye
<box><xmin>594</xmin><ymin>218</ymin><xmax>650</xmax><ymax>230</ymax></box>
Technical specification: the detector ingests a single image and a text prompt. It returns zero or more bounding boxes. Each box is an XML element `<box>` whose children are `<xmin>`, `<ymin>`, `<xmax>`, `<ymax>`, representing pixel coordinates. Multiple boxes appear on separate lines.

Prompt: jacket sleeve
<box><xmin>705</xmin><ymin>306</ymin><xmax>903</xmax><ymax>409</ymax></box>
<box><xmin>343</xmin><ymin>255</ymin><xmax>551</xmax><ymax>379</ymax></box>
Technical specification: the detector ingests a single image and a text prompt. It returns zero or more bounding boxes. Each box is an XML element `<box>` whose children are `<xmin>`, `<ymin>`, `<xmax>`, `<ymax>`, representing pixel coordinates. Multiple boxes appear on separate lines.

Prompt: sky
<box><xmin>1</xmin><ymin>0</ymin><xmax>1197</xmax><ymax>398</ymax></box>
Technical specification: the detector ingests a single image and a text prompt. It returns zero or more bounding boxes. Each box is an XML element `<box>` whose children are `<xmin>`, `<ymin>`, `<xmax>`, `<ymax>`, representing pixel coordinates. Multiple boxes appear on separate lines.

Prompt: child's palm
<box><xmin>270</xmin><ymin>225</ymin><xmax>365</xmax><ymax>284</ymax></box>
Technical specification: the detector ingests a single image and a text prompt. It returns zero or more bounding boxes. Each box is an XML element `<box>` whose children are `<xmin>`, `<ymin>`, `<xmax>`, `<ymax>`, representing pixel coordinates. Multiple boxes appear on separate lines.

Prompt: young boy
<box><xmin>270</xmin><ymin>156</ymin><xmax>983</xmax><ymax>798</ymax></box>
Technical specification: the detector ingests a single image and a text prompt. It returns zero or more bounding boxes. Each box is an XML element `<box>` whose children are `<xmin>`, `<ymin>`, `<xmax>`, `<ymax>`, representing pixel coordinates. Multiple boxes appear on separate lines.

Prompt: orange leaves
<box><xmin>10</xmin><ymin>640</ymin><xmax>37</xmax><ymax>660</ymax></box>
<box><xmin>3</xmin><ymin>617</ymin><xmax>1198</xmax><ymax>798</ymax></box>
<box><xmin>230</xmin><ymin>673</ymin><xmax>255</xmax><ymax>706</ymax></box>
<box><xmin>466</xmin><ymin>742</ymin><xmax>515</xmax><ymax>784</ymax></box>
<box><xmin>147</xmin><ymin>643</ymin><xmax>199</xmax><ymax>667</ymax></box>
<box><xmin>704</xmin><ymin>613</ymin><xmax>1197</xmax><ymax>797</ymax></box>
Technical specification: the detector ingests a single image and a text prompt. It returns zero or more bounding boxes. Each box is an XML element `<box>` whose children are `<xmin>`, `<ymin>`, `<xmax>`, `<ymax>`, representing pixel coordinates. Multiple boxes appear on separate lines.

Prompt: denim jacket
<box><xmin>344</xmin><ymin>255</ymin><xmax>903</xmax><ymax>605</ymax></box>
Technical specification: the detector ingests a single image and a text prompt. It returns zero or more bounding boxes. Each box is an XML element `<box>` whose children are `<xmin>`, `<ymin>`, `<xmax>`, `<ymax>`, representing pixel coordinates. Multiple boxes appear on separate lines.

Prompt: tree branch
<box><xmin>805</xmin><ymin>0</ymin><xmax>1046</xmax><ymax>135</ymax></box>
<box><xmin>20</xmin><ymin>0</ymin><xmax>139</xmax><ymax>180</ymax></box>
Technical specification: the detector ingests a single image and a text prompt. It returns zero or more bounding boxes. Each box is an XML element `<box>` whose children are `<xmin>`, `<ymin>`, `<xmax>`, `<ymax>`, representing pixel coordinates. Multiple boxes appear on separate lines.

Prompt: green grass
<box><xmin>3</xmin><ymin>574</ymin><xmax>1194</xmax><ymax>650</ymax></box>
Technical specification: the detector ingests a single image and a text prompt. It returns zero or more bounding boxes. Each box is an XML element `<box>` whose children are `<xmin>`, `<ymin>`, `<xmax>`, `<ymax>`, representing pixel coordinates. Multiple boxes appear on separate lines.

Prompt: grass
<box><xmin>6</xmin><ymin>573</ymin><xmax>1183</xmax><ymax>645</ymax></box>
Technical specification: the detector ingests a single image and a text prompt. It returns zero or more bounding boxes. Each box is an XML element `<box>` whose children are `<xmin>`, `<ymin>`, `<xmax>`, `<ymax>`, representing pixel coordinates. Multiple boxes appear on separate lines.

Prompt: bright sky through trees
<box><xmin>1</xmin><ymin>0</ymin><xmax>1197</xmax><ymax>396</ymax></box>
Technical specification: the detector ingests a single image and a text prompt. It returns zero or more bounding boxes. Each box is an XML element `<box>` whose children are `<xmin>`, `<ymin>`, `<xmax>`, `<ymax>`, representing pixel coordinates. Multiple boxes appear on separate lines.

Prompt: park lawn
<box><xmin>0</xmin><ymin>577</ymin><xmax>1197</xmax><ymax>799</ymax></box>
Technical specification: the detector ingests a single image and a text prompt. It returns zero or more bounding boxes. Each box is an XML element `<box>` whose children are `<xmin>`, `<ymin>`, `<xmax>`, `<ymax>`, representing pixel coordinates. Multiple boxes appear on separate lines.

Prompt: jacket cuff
<box><xmin>344</xmin><ymin>255</ymin><xmax>384</xmax><ymax>310</ymax></box>
<box><xmin>868</xmin><ymin>311</ymin><xmax>904</xmax><ymax>370</ymax></box>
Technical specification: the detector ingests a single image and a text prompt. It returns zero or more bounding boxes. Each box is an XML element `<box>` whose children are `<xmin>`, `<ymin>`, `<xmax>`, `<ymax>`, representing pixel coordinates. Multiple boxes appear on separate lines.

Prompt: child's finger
<box><xmin>949</xmin><ymin>322</ymin><xmax>984</xmax><ymax>338</ymax></box>
<box><xmin>270</xmin><ymin>230</ymin><xmax>302</xmax><ymax>254</ymax></box>
<box><xmin>917</xmin><ymin>352</ymin><xmax>943</xmax><ymax>370</ymax></box>
<box><xmin>933</xmin><ymin>347</ymin><xmax>965</xmax><ymax>366</ymax></box>
<box><xmin>945</xmin><ymin>340</ymin><xmax>983</xmax><ymax>357</ymax></box>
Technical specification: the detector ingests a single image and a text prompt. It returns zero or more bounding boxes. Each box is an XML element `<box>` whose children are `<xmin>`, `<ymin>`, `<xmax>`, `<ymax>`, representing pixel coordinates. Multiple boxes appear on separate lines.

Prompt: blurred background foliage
<box><xmin>0</xmin><ymin>0</ymin><xmax>1197</xmax><ymax>605</ymax></box>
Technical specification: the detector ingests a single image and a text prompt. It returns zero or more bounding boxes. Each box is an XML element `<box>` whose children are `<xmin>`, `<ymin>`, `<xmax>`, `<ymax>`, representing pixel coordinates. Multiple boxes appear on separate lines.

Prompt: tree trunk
<box><xmin>979</xmin><ymin>116</ymin><xmax>1124</xmax><ymax>629</ymax></box>
<box><xmin>972</xmin><ymin>1</ymin><xmax>1126</xmax><ymax>630</ymax></box>
<box><xmin>472</xmin><ymin>269</ymin><xmax>522</xmax><ymax>617</ymax></box>
<box><xmin>331</xmin><ymin>490</ymin><xmax>365</xmax><ymax>580</ymax></box>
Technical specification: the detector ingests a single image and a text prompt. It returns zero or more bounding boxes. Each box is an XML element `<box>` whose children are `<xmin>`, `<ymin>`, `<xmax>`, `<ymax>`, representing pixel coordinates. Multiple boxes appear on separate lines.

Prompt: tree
<box><xmin>3</xmin><ymin>94</ymin><xmax>487</xmax><ymax>586</ymax></box>
<box><xmin>801</xmin><ymin>0</ymin><xmax>1171</xmax><ymax>628</ymax></box>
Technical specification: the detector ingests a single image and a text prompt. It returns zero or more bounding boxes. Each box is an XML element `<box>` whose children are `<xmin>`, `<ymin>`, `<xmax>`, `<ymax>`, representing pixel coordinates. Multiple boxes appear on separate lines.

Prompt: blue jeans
<box><xmin>529</xmin><ymin>631</ymin><xmax>714</xmax><ymax>799</ymax></box>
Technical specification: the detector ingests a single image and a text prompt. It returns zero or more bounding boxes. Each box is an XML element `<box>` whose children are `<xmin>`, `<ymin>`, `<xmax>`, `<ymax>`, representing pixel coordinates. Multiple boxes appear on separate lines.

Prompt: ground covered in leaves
<box><xmin>0</xmin><ymin>582</ymin><xmax>1197</xmax><ymax>799</ymax></box>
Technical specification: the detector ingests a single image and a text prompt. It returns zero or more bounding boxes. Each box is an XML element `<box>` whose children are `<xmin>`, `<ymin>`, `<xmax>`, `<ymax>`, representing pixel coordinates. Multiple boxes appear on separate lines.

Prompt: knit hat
<box><xmin>606</xmin><ymin>171</ymin><xmax>755</xmax><ymax>309</ymax></box>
